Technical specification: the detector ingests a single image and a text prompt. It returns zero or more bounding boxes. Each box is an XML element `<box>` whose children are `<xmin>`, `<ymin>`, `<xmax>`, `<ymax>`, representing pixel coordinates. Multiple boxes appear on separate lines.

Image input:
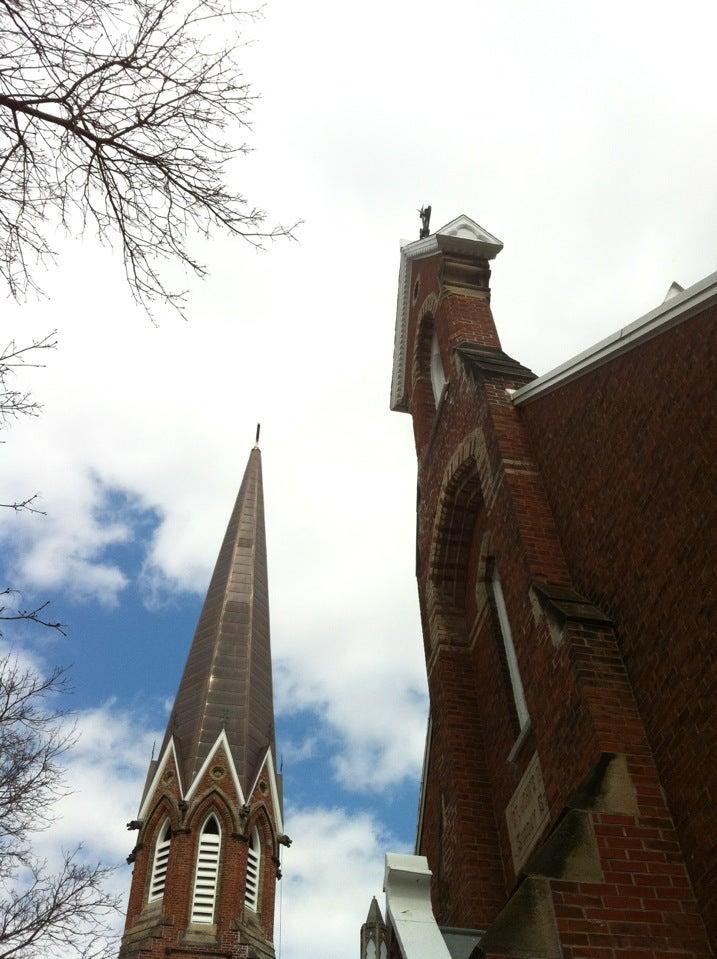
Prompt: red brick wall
<box><xmin>120</xmin><ymin>746</ymin><xmax>279</xmax><ymax>957</ymax></box>
<box><xmin>405</xmin><ymin>253</ymin><xmax>714</xmax><ymax>955</ymax></box>
<box><xmin>519</xmin><ymin>305</ymin><xmax>717</xmax><ymax>950</ymax></box>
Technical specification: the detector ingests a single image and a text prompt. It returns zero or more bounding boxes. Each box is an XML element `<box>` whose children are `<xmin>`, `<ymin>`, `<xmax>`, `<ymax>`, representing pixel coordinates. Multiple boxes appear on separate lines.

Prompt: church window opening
<box><xmin>491</xmin><ymin>567</ymin><xmax>530</xmax><ymax>733</ymax></box>
<box><xmin>190</xmin><ymin>814</ymin><xmax>222</xmax><ymax>923</ymax></box>
<box><xmin>148</xmin><ymin>819</ymin><xmax>172</xmax><ymax>902</ymax></box>
<box><xmin>430</xmin><ymin>330</ymin><xmax>447</xmax><ymax>405</ymax></box>
<box><xmin>244</xmin><ymin>826</ymin><xmax>261</xmax><ymax>911</ymax></box>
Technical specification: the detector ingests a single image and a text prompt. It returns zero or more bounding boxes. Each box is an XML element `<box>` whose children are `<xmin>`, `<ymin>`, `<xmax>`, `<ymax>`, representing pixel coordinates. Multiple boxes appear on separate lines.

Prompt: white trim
<box><xmin>244</xmin><ymin>826</ymin><xmax>261</xmax><ymax>911</ymax></box>
<box><xmin>247</xmin><ymin>747</ymin><xmax>284</xmax><ymax>835</ymax></box>
<box><xmin>430</xmin><ymin>331</ymin><xmax>447</xmax><ymax>406</ymax></box>
<box><xmin>492</xmin><ymin>568</ymin><xmax>530</xmax><ymax>732</ymax></box>
<box><xmin>138</xmin><ymin>738</ymin><xmax>184</xmax><ymax>820</ymax></box>
<box><xmin>383</xmin><ymin>854</ymin><xmax>451</xmax><ymax>959</ymax></box>
<box><xmin>513</xmin><ymin>267</ymin><xmax>717</xmax><ymax>405</ymax></box>
<box><xmin>414</xmin><ymin>716</ymin><xmax>432</xmax><ymax>854</ymax></box>
<box><xmin>184</xmin><ymin>729</ymin><xmax>246</xmax><ymax>805</ymax></box>
<box><xmin>190</xmin><ymin>814</ymin><xmax>222</xmax><ymax>923</ymax></box>
<box><xmin>148</xmin><ymin>818</ymin><xmax>172</xmax><ymax>902</ymax></box>
<box><xmin>391</xmin><ymin>215</ymin><xmax>503</xmax><ymax>412</ymax></box>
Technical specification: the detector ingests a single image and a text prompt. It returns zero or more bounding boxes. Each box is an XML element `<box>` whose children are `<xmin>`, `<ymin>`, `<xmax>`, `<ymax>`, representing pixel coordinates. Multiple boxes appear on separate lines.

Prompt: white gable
<box><xmin>138</xmin><ymin>738</ymin><xmax>183</xmax><ymax>820</ymax></box>
<box><xmin>390</xmin><ymin>214</ymin><xmax>503</xmax><ymax>412</ymax></box>
<box><xmin>184</xmin><ymin>728</ymin><xmax>246</xmax><ymax>805</ymax></box>
<box><xmin>435</xmin><ymin>214</ymin><xmax>503</xmax><ymax>249</ymax></box>
<box><xmin>248</xmin><ymin>747</ymin><xmax>284</xmax><ymax>835</ymax></box>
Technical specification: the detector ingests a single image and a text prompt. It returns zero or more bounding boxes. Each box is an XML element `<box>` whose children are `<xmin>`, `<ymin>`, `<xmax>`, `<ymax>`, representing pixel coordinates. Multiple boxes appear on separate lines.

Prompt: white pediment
<box><xmin>435</xmin><ymin>214</ymin><xmax>503</xmax><ymax>253</ymax></box>
<box><xmin>391</xmin><ymin>212</ymin><xmax>504</xmax><ymax>411</ymax></box>
<box><xmin>184</xmin><ymin>728</ymin><xmax>246</xmax><ymax>805</ymax></box>
<box><xmin>137</xmin><ymin>737</ymin><xmax>184</xmax><ymax>820</ymax></box>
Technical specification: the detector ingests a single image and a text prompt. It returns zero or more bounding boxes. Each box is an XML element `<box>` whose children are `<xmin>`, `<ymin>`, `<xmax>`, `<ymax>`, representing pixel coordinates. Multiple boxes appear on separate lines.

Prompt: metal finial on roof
<box><xmin>255</xmin><ymin>422</ymin><xmax>261</xmax><ymax>446</ymax></box>
<box><xmin>418</xmin><ymin>204</ymin><xmax>432</xmax><ymax>239</ymax></box>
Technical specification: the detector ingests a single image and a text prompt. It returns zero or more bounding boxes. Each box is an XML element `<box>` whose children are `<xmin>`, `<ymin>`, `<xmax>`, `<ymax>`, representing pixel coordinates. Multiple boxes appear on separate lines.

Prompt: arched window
<box><xmin>191</xmin><ymin>814</ymin><xmax>222</xmax><ymax>923</ymax></box>
<box><xmin>148</xmin><ymin>819</ymin><xmax>171</xmax><ymax>902</ymax></box>
<box><xmin>244</xmin><ymin>826</ymin><xmax>261</xmax><ymax>911</ymax></box>
<box><xmin>430</xmin><ymin>330</ymin><xmax>446</xmax><ymax>405</ymax></box>
<box><xmin>491</xmin><ymin>566</ymin><xmax>530</xmax><ymax>732</ymax></box>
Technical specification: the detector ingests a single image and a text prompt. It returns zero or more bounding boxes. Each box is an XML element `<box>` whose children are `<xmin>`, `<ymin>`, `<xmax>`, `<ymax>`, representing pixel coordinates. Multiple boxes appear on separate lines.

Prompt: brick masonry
<box><xmin>402</xmin><ymin>247</ymin><xmax>715</xmax><ymax>958</ymax></box>
<box><xmin>519</xmin><ymin>305</ymin><xmax>717</xmax><ymax>951</ymax></box>
<box><xmin>120</xmin><ymin>746</ymin><xmax>280</xmax><ymax>959</ymax></box>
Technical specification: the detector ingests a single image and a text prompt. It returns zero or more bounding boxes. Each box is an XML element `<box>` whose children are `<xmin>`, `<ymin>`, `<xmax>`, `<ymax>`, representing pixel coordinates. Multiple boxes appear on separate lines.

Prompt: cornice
<box><xmin>390</xmin><ymin>215</ymin><xmax>503</xmax><ymax>413</ymax></box>
<box><xmin>513</xmin><ymin>268</ymin><xmax>717</xmax><ymax>405</ymax></box>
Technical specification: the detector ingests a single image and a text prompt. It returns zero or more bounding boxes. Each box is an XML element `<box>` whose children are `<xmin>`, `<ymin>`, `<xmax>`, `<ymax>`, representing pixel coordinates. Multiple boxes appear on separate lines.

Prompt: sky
<box><xmin>2</xmin><ymin>0</ymin><xmax>717</xmax><ymax>956</ymax></box>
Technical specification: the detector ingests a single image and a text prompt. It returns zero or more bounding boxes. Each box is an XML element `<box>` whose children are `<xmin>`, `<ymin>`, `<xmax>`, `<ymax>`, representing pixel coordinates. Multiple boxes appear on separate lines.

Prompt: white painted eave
<box><xmin>247</xmin><ymin>746</ymin><xmax>284</xmax><ymax>835</ymax></box>
<box><xmin>391</xmin><ymin>215</ymin><xmax>503</xmax><ymax>412</ymax></box>
<box><xmin>138</xmin><ymin>737</ymin><xmax>184</xmax><ymax>820</ymax></box>
<box><xmin>384</xmin><ymin>854</ymin><xmax>451</xmax><ymax>959</ymax></box>
<box><xmin>184</xmin><ymin>728</ymin><xmax>246</xmax><ymax>806</ymax></box>
<box><xmin>513</xmin><ymin>267</ymin><xmax>717</xmax><ymax>406</ymax></box>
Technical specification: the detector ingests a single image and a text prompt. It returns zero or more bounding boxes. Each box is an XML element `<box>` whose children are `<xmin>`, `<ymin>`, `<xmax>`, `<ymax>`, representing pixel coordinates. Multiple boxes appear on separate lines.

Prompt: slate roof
<box><xmin>159</xmin><ymin>446</ymin><xmax>277</xmax><ymax>797</ymax></box>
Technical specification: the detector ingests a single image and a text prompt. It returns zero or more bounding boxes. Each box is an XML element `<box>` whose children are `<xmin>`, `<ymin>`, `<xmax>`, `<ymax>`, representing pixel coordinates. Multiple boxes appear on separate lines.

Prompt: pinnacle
<box><xmin>365</xmin><ymin>896</ymin><xmax>385</xmax><ymax>926</ymax></box>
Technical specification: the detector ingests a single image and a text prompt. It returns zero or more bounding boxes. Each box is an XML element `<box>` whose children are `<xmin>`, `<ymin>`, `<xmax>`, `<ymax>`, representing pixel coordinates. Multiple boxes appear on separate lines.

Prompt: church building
<box><xmin>365</xmin><ymin>214</ymin><xmax>716</xmax><ymax>959</ymax></box>
<box><xmin>119</xmin><ymin>443</ymin><xmax>288</xmax><ymax>959</ymax></box>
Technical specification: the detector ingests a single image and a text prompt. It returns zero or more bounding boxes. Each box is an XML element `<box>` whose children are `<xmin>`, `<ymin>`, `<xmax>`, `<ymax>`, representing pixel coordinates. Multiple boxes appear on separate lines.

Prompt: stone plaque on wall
<box><xmin>506</xmin><ymin>751</ymin><xmax>550</xmax><ymax>873</ymax></box>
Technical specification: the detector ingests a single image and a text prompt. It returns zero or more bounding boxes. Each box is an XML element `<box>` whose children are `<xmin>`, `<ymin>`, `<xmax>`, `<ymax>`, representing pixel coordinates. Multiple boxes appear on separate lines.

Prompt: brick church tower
<box><xmin>376</xmin><ymin>214</ymin><xmax>716</xmax><ymax>958</ymax></box>
<box><xmin>120</xmin><ymin>443</ymin><xmax>288</xmax><ymax>959</ymax></box>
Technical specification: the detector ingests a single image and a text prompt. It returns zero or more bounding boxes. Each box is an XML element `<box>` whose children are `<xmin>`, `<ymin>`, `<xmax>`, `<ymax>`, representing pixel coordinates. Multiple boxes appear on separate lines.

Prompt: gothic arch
<box><xmin>143</xmin><ymin>793</ymin><xmax>180</xmax><ymax>843</ymax></box>
<box><xmin>473</xmin><ymin>528</ymin><xmax>495</xmax><ymax>629</ymax></box>
<box><xmin>411</xmin><ymin>292</ymin><xmax>440</xmax><ymax>398</ymax></box>
<box><xmin>185</xmin><ymin>786</ymin><xmax>241</xmax><ymax>835</ymax></box>
<box><xmin>139</xmin><ymin>796</ymin><xmax>179</xmax><ymax>907</ymax></box>
<box><xmin>426</xmin><ymin>430</ymin><xmax>496</xmax><ymax>648</ymax></box>
<box><xmin>246</xmin><ymin>802</ymin><xmax>278</xmax><ymax>857</ymax></box>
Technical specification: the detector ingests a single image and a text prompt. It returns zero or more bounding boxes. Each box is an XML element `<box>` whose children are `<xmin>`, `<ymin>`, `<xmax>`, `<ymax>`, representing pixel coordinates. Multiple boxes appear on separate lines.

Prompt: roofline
<box><xmin>137</xmin><ymin>737</ymin><xmax>184</xmax><ymax>820</ymax></box>
<box><xmin>247</xmin><ymin>746</ymin><xmax>284</xmax><ymax>835</ymax></box>
<box><xmin>184</xmin><ymin>728</ymin><xmax>246</xmax><ymax>805</ymax></box>
<box><xmin>512</xmin><ymin>267</ymin><xmax>717</xmax><ymax>406</ymax></box>
<box><xmin>414</xmin><ymin>714</ymin><xmax>432</xmax><ymax>854</ymax></box>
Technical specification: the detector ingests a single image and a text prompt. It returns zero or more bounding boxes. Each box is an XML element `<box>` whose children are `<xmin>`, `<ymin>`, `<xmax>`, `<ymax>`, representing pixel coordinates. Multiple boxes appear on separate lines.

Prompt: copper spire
<box><xmin>160</xmin><ymin>446</ymin><xmax>276</xmax><ymax>794</ymax></box>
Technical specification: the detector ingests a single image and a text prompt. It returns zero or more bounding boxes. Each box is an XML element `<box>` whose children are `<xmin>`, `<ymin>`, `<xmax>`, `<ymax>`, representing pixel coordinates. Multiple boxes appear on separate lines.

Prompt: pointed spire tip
<box><xmin>365</xmin><ymin>896</ymin><xmax>385</xmax><ymax>925</ymax></box>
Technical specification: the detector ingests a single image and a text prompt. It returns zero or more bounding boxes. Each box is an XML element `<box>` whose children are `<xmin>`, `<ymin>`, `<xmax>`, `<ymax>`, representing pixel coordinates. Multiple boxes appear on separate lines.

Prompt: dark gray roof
<box><xmin>160</xmin><ymin>446</ymin><xmax>276</xmax><ymax>797</ymax></box>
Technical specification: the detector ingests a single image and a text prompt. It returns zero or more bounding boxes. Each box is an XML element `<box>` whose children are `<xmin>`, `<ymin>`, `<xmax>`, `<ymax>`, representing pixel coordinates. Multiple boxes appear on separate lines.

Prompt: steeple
<box><xmin>360</xmin><ymin>896</ymin><xmax>387</xmax><ymax>959</ymax></box>
<box><xmin>158</xmin><ymin>443</ymin><xmax>276</xmax><ymax>796</ymax></box>
<box><xmin>120</xmin><ymin>444</ymin><xmax>284</xmax><ymax>959</ymax></box>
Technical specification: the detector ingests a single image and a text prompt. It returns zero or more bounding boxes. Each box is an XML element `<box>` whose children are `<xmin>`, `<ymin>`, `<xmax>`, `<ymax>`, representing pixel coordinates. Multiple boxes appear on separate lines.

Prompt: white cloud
<box><xmin>279</xmin><ymin>806</ymin><xmax>398</xmax><ymax>959</ymax></box>
<box><xmin>281</xmin><ymin>734</ymin><xmax>320</xmax><ymax>764</ymax></box>
<box><xmin>35</xmin><ymin>700</ymin><xmax>159</xmax><ymax>871</ymax></box>
<box><xmin>275</xmin><ymin>593</ymin><xmax>428</xmax><ymax>790</ymax></box>
<box><xmin>3</xmin><ymin>8</ymin><xmax>717</xmax><ymax>953</ymax></box>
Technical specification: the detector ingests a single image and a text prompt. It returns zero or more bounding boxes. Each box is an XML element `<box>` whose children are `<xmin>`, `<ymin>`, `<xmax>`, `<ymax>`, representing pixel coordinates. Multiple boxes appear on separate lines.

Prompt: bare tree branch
<box><xmin>0</xmin><ymin>497</ymin><xmax>44</xmax><ymax>516</ymax></box>
<box><xmin>0</xmin><ymin>333</ymin><xmax>63</xmax><ymax>636</ymax></box>
<box><xmin>0</xmin><ymin>0</ymin><xmax>297</xmax><ymax>315</ymax></box>
<box><xmin>0</xmin><ymin>657</ymin><xmax>119</xmax><ymax>958</ymax></box>
<box><xmin>0</xmin><ymin>334</ymin><xmax>56</xmax><ymax>428</ymax></box>
<box><xmin>0</xmin><ymin>593</ymin><xmax>66</xmax><ymax>638</ymax></box>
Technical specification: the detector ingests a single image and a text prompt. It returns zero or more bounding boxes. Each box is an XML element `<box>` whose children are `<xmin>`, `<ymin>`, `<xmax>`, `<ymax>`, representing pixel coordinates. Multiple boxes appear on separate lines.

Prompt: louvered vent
<box><xmin>148</xmin><ymin>820</ymin><xmax>171</xmax><ymax>902</ymax></box>
<box><xmin>244</xmin><ymin>827</ymin><xmax>261</xmax><ymax>911</ymax></box>
<box><xmin>191</xmin><ymin>815</ymin><xmax>221</xmax><ymax>923</ymax></box>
